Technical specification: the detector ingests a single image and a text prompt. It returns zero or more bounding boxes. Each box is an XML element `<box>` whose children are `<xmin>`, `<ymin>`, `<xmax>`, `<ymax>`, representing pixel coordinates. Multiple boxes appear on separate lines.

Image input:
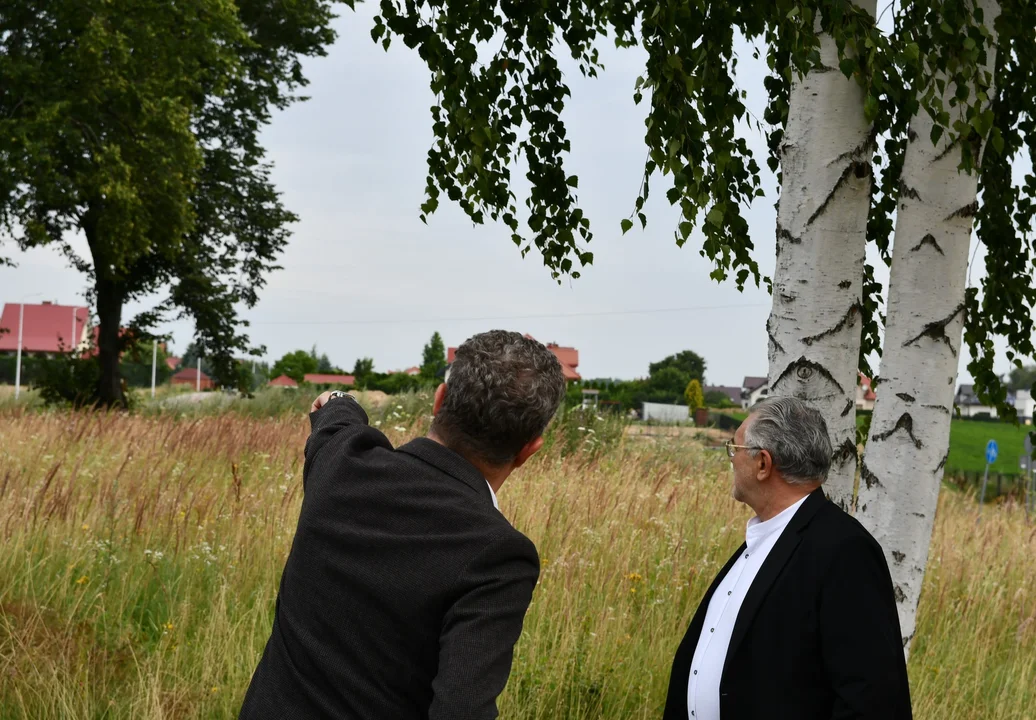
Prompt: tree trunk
<box><xmin>857</xmin><ymin>0</ymin><xmax>1000</xmax><ymax>656</ymax></box>
<box><xmin>84</xmin><ymin>212</ymin><xmax>127</xmax><ymax>409</ymax></box>
<box><xmin>767</xmin><ymin>0</ymin><xmax>876</xmax><ymax>509</ymax></box>
<box><xmin>95</xmin><ymin>275</ymin><xmax>126</xmax><ymax>408</ymax></box>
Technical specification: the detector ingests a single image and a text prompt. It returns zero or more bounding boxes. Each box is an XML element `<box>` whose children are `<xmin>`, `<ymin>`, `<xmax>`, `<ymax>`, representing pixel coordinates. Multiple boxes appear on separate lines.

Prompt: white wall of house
<box><xmin>742</xmin><ymin>385</ymin><xmax>769</xmax><ymax>410</ymax></box>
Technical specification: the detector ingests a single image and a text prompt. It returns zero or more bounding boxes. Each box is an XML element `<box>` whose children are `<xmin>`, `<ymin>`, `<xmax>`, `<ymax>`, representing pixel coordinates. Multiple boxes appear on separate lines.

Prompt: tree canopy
<box><xmin>0</xmin><ymin>0</ymin><xmax>340</xmax><ymax>405</ymax></box>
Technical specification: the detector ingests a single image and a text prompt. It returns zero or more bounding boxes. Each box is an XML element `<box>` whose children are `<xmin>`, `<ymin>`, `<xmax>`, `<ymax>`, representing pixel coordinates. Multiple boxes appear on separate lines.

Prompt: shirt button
<box><xmin>710</xmin><ymin>628</ymin><xmax>715</xmax><ymax>633</ymax></box>
<box><xmin>745</xmin><ymin>553</ymin><xmax>749</xmax><ymax>558</ymax></box>
<box><xmin>727</xmin><ymin>591</ymin><xmax>732</xmax><ymax>596</ymax></box>
<box><xmin>693</xmin><ymin>670</ymin><xmax>698</xmax><ymax>675</ymax></box>
<box><xmin>691</xmin><ymin>713</ymin><xmax>695</xmax><ymax>717</ymax></box>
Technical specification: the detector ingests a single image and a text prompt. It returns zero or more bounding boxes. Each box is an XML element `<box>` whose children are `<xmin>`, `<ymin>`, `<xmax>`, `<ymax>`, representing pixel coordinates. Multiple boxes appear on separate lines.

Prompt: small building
<box><xmin>741</xmin><ymin>376</ymin><xmax>769</xmax><ymax>409</ymax></box>
<box><xmin>269</xmin><ymin>374</ymin><xmax>298</xmax><ymax>389</ymax></box>
<box><xmin>165</xmin><ymin>357</ymin><xmax>181</xmax><ymax>371</ymax></box>
<box><xmin>856</xmin><ymin>373</ymin><xmax>877</xmax><ymax>411</ymax></box>
<box><xmin>303</xmin><ymin>373</ymin><xmax>356</xmax><ymax>386</ymax></box>
<box><xmin>171</xmin><ymin>368</ymin><xmax>214</xmax><ymax>391</ymax></box>
<box><xmin>642</xmin><ymin>401</ymin><xmax>691</xmax><ymax>423</ymax></box>
<box><xmin>0</xmin><ymin>301</ymin><xmax>90</xmax><ymax>355</ymax></box>
<box><xmin>955</xmin><ymin>384</ymin><xmax>1035</xmax><ymax>424</ymax></box>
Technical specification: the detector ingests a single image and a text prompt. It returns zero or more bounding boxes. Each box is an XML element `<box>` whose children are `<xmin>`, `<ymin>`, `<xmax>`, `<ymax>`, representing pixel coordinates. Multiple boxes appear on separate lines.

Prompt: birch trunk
<box><xmin>767</xmin><ymin>0</ymin><xmax>876</xmax><ymax>509</ymax></box>
<box><xmin>857</xmin><ymin>0</ymin><xmax>1000</xmax><ymax>655</ymax></box>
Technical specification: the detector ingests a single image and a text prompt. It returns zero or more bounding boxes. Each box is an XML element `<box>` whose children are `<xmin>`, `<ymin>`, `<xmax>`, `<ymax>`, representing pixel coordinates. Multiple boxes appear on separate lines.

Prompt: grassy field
<box><xmin>946</xmin><ymin>419</ymin><xmax>1034</xmax><ymax>474</ymax></box>
<box><xmin>1</xmin><ymin>406</ymin><xmax>1035</xmax><ymax>719</ymax></box>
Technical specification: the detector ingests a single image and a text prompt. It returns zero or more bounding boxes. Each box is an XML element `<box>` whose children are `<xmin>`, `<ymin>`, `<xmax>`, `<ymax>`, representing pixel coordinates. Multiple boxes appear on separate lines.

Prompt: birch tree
<box><xmin>858</xmin><ymin>0</ymin><xmax>1036</xmax><ymax>653</ymax></box>
<box><xmin>767</xmin><ymin>0</ymin><xmax>876</xmax><ymax>508</ymax></box>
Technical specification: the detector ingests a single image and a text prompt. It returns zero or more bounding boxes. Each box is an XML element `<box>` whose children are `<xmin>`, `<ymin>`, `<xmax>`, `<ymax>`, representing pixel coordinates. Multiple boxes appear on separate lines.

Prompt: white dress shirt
<box><xmin>487</xmin><ymin>481</ymin><xmax>499</xmax><ymax>510</ymax></box>
<box><xmin>687</xmin><ymin>495</ymin><xmax>809</xmax><ymax>719</ymax></box>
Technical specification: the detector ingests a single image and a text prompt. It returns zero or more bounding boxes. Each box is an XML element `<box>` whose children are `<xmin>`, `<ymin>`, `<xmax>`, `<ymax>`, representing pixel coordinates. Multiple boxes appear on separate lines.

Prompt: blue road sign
<box><xmin>986</xmin><ymin>439</ymin><xmax>999</xmax><ymax>465</ymax></box>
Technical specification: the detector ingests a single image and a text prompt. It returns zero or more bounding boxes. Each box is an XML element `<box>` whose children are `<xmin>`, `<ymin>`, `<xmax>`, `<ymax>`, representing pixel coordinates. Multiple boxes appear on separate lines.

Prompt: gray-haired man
<box><xmin>241</xmin><ymin>330</ymin><xmax>566</xmax><ymax>720</ymax></box>
<box><xmin>663</xmin><ymin>397</ymin><xmax>912</xmax><ymax>720</ymax></box>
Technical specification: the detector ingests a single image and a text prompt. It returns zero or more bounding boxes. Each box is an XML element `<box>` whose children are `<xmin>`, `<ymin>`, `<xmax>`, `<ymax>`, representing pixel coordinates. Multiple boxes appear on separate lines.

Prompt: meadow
<box><xmin>1</xmin><ymin>399</ymin><xmax>1034</xmax><ymax>719</ymax></box>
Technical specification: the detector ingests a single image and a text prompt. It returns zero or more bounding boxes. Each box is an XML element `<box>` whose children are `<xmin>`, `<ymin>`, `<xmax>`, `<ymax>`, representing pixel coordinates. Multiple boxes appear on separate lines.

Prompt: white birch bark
<box><xmin>767</xmin><ymin>0</ymin><xmax>876</xmax><ymax>510</ymax></box>
<box><xmin>857</xmin><ymin>0</ymin><xmax>1000</xmax><ymax>655</ymax></box>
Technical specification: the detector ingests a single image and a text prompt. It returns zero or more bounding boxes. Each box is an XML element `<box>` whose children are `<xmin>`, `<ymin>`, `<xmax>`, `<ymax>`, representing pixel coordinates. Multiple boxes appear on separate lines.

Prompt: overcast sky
<box><xmin>0</xmin><ymin>5</ymin><xmax>1026</xmax><ymax>386</ymax></box>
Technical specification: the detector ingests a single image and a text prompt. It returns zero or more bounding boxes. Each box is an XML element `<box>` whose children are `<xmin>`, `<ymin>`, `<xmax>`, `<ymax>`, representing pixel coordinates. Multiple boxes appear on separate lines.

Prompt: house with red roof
<box><xmin>171</xmin><ymin>368</ymin><xmax>214</xmax><ymax>391</ymax></box>
<box><xmin>447</xmin><ymin>335</ymin><xmax>581</xmax><ymax>381</ymax></box>
<box><xmin>269</xmin><ymin>374</ymin><xmax>299</xmax><ymax>388</ymax></box>
<box><xmin>0</xmin><ymin>301</ymin><xmax>90</xmax><ymax>355</ymax></box>
<box><xmin>857</xmin><ymin>373</ymin><xmax>877</xmax><ymax>411</ymax></box>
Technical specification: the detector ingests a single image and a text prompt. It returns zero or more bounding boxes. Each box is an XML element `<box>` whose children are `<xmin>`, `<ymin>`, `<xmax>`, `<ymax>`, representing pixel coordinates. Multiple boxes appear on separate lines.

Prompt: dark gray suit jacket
<box><xmin>240</xmin><ymin>396</ymin><xmax>539</xmax><ymax>719</ymax></box>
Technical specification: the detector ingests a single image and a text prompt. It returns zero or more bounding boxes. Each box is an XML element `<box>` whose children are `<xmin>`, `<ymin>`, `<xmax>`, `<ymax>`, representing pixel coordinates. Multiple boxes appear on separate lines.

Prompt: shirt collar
<box><xmin>486</xmin><ymin>481</ymin><xmax>500</xmax><ymax>510</ymax></box>
<box><xmin>745</xmin><ymin>494</ymin><xmax>809</xmax><ymax>552</ymax></box>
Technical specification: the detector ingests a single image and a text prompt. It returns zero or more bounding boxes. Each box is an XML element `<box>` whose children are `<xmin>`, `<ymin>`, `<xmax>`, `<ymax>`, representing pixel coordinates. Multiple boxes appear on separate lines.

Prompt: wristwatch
<box><xmin>327</xmin><ymin>390</ymin><xmax>351</xmax><ymax>401</ymax></box>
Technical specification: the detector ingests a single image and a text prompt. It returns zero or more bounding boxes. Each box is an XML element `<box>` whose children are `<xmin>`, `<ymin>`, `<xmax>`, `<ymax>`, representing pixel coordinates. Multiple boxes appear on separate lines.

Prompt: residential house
<box><xmin>956</xmin><ymin>384</ymin><xmax>1035</xmax><ymax>424</ymax></box>
<box><xmin>857</xmin><ymin>374</ymin><xmax>877</xmax><ymax>411</ymax></box>
<box><xmin>171</xmin><ymin>368</ymin><xmax>214</xmax><ymax>391</ymax></box>
<box><xmin>165</xmin><ymin>357</ymin><xmax>181</xmax><ymax>371</ymax></box>
<box><xmin>447</xmin><ymin>335</ymin><xmax>581</xmax><ymax>381</ymax></box>
<box><xmin>0</xmin><ymin>301</ymin><xmax>90</xmax><ymax>356</ymax></box>
<box><xmin>741</xmin><ymin>376</ymin><xmax>769</xmax><ymax>409</ymax></box>
<box><xmin>269</xmin><ymin>374</ymin><xmax>299</xmax><ymax>388</ymax></box>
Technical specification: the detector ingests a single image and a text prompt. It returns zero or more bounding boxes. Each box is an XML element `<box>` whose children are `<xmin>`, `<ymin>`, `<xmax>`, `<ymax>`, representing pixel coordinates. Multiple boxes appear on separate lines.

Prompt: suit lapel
<box><xmin>721</xmin><ymin>488</ymin><xmax>830</xmax><ymax>677</ymax></box>
<box><xmin>663</xmin><ymin>541</ymin><xmax>747</xmax><ymax>720</ymax></box>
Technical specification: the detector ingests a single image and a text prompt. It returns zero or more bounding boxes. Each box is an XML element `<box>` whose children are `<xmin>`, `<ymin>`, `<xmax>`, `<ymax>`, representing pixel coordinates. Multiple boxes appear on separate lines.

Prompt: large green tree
<box><xmin>0</xmin><ymin>0</ymin><xmax>339</xmax><ymax>406</ymax></box>
<box><xmin>272</xmin><ymin>350</ymin><xmax>319</xmax><ymax>384</ymax></box>
<box><xmin>420</xmin><ymin>331</ymin><xmax>447</xmax><ymax>379</ymax></box>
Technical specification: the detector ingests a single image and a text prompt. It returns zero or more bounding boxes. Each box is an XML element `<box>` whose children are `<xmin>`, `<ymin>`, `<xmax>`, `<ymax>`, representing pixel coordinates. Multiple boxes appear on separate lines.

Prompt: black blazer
<box><xmin>663</xmin><ymin>489</ymin><xmax>912</xmax><ymax>720</ymax></box>
<box><xmin>240</xmin><ymin>397</ymin><xmax>539</xmax><ymax>720</ymax></box>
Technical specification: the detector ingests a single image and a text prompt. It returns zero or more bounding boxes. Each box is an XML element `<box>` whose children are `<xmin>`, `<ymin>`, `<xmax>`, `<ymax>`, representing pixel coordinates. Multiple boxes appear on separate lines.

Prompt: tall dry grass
<box><xmin>0</xmin><ymin>408</ymin><xmax>1033</xmax><ymax>719</ymax></box>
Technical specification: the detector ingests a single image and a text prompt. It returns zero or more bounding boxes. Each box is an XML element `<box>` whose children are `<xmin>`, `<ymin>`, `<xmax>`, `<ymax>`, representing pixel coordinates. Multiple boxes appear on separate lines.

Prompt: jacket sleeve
<box><xmin>819</xmin><ymin>534</ymin><xmax>913</xmax><ymax>720</ymax></box>
<box><xmin>428</xmin><ymin>531</ymin><xmax>540</xmax><ymax>720</ymax></box>
<box><xmin>303</xmin><ymin>395</ymin><xmax>371</xmax><ymax>486</ymax></box>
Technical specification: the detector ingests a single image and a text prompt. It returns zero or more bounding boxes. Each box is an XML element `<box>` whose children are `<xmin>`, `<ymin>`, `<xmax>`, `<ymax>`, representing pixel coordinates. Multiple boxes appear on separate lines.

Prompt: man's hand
<box><xmin>311</xmin><ymin>392</ymin><xmax>335</xmax><ymax>413</ymax></box>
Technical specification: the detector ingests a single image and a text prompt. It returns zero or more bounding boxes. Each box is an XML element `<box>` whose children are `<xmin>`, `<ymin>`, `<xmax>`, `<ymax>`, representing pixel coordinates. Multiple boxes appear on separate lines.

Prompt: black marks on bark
<box><xmin>910</xmin><ymin>234</ymin><xmax>944</xmax><ymax>255</ymax></box>
<box><xmin>911</xmin><ymin>512</ymin><xmax>925</xmax><ymax>518</ymax></box>
<box><xmin>838</xmin><ymin>280</ymin><xmax>852</xmax><ymax>289</ymax></box>
<box><xmin>897</xmin><ymin>393</ymin><xmax>916</xmax><ymax>402</ymax></box>
<box><xmin>861</xmin><ymin>461</ymin><xmax>882</xmax><ymax>490</ymax></box>
<box><xmin>892</xmin><ymin>551</ymin><xmax>906</xmax><ymax>564</ymax></box>
<box><xmin>766</xmin><ymin>317</ymin><xmax>785</xmax><ymax>355</ymax></box>
<box><xmin>832</xmin><ymin>438</ymin><xmax>858</xmax><ymax>468</ymax></box>
<box><xmin>834</xmin><ymin>125</ymin><xmax>879</xmax><ymax>164</ymax></box>
<box><xmin>908</xmin><ymin>127</ymin><xmax>919</xmax><ymax>143</ymax></box>
<box><xmin>934</xmin><ymin>136</ymin><xmax>962</xmax><ymax>162</ymax></box>
<box><xmin>808</xmin><ymin>161</ymin><xmax>872</xmax><ymax>226</ymax></box>
<box><xmin>946</xmin><ymin>200</ymin><xmax>979</xmax><ymax>220</ymax></box>
<box><xmin>935</xmin><ymin>452</ymin><xmax>948</xmax><ymax>474</ymax></box>
<box><xmin>773</xmin><ymin>357</ymin><xmax>845</xmax><ymax>395</ymax></box>
<box><xmin>841</xmin><ymin>399</ymin><xmax>854</xmax><ymax>417</ymax></box>
<box><xmin>899</xmin><ymin>181</ymin><xmax>922</xmax><ymax>201</ymax></box>
<box><xmin>902</xmin><ymin>631</ymin><xmax>916</xmax><ymax>649</ymax></box>
<box><xmin>872</xmin><ymin>413</ymin><xmax>923</xmax><ymax>449</ymax></box>
<box><xmin>903</xmin><ymin>303</ymin><xmax>965</xmax><ymax>356</ymax></box>
<box><xmin>923</xmin><ymin>404</ymin><xmax>950</xmax><ymax>414</ymax></box>
<box><xmin>893</xmin><ymin>585</ymin><xmax>907</xmax><ymax>603</ymax></box>
<box><xmin>801</xmin><ymin>300</ymin><xmax>862</xmax><ymax>346</ymax></box>
<box><xmin>776</xmin><ymin>224</ymin><xmax>801</xmax><ymax>246</ymax></box>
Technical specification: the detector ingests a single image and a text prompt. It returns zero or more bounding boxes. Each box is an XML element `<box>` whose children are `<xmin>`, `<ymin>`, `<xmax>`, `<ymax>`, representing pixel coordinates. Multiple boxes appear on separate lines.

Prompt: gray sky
<box><xmin>0</xmin><ymin>5</ymin><xmax>1024</xmax><ymax>386</ymax></box>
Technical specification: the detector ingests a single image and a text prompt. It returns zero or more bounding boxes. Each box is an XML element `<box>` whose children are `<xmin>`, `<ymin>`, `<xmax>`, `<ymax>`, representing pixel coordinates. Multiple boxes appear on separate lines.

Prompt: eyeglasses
<box><xmin>725</xmin><ymin>439</ymin><xmax>760</xmax><ymax>459</ymax></box>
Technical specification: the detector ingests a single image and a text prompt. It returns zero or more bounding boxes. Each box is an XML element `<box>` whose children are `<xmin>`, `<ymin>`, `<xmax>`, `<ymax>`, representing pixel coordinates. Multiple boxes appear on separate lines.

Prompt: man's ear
<box><xmin>756</xmin><ymin>449</ymin><xmax>774</xmax><ymax>482</ymax></box>
<box><xmin>513</xmin><ymin>436</ymin><xmax>545</xmax><ymax>469</ymax></box>
<box><xmin>433</xmin><ymin>383</ymin><xmax>447</xmax><ymax>416</ymax></box>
